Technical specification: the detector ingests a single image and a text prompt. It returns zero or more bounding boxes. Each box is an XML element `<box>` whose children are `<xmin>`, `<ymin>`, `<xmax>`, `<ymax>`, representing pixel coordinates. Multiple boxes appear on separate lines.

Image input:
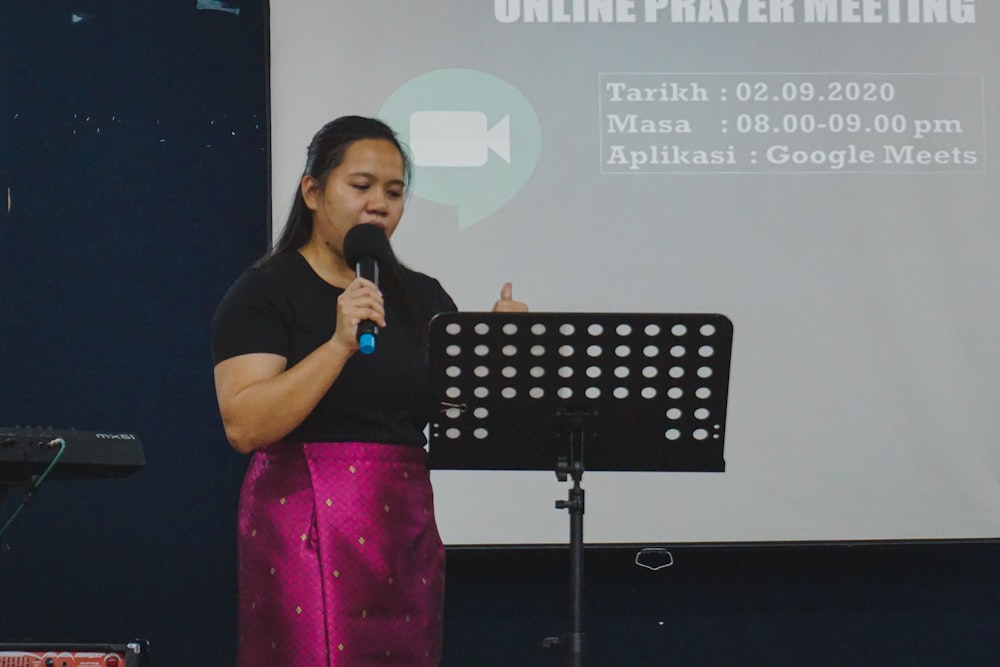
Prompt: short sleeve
<box><xmin>211</xmin><ymin>267</ymin><xmax>292</xmax><ymax>364</ymax></box>
<box><xmin>428</xmin><ymin>277</ymin><xmax>458</xmax><ymax>317</ymax></box>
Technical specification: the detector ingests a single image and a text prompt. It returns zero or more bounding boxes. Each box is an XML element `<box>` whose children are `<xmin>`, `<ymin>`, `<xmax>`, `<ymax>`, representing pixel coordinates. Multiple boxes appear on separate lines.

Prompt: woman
<box><xmin>212</xmin><ymin>115</ymin><xmax>526</xmax><ymax>666</ymax></box>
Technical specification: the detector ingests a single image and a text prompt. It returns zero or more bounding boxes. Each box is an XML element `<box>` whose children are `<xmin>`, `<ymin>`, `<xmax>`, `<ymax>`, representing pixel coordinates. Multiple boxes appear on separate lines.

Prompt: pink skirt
<box><xmin>236</xmin><ymin>441</ymin><xmax>445</xmax><ymax>666</ymax></box>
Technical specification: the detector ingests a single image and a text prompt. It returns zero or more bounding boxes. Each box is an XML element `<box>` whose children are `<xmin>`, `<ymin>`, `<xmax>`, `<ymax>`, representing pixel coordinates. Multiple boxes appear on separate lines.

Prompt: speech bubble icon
<box><xmin>379</xmin><ymin>69</ymin><xmax>541</xmax><ymax>230</ymax></box>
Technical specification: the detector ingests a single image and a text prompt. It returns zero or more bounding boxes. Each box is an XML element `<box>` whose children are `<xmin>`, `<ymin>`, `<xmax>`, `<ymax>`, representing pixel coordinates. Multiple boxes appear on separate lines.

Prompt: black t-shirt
<box><xmin>211</xmin><ymin>251</ymin><xmax>457</xmax><ymax>447</ymax></box>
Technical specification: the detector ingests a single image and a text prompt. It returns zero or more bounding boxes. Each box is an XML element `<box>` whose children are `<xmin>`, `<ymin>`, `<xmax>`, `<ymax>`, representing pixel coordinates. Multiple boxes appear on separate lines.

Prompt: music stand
<box><xmin>428</xmin><ymin>312</ymin><xmax>733</xmax><ymax>666</ymax></box>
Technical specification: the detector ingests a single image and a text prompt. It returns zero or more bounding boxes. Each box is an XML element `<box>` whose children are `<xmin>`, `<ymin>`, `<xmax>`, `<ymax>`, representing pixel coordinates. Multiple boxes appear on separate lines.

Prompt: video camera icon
<box><xmin>409</xmin><ymin>111</ymin><xmax>511</xmax><ymax>168</ymax></box>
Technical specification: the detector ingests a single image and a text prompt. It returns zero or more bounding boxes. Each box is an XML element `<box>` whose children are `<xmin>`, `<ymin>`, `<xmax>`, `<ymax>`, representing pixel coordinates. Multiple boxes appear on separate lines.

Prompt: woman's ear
<box><xmin>300</xmin><ymin>175</ymin><xmax>320</xmax><ymax>211</ymax></box>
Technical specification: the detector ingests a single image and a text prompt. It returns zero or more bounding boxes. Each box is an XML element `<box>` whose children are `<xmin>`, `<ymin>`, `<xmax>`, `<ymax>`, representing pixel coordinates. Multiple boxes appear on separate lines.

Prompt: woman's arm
<box><xmin>214</xmin><ymin>276</ymin><xmax>385</xmax><ymax>454</ymax></box>
<box><xmin>214</xmin><ymin>340</ymin><xmax>352</xmax><ymax>454</ymax></box>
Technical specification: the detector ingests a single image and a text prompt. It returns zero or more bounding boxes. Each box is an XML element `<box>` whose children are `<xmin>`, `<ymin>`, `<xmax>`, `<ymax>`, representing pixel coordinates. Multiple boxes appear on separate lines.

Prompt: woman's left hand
<box><xmin>492</xmin><ymin>282</ymin><xmax>529</xmax><ymax>313</ymax></box>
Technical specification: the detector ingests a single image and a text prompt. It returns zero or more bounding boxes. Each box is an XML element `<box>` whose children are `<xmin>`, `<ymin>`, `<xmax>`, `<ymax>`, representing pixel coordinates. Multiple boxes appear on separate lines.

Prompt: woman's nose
<box><xmin>366</xmin><ymin>189</ymin><xmax>387</xmax><ymax>212</ymax></box>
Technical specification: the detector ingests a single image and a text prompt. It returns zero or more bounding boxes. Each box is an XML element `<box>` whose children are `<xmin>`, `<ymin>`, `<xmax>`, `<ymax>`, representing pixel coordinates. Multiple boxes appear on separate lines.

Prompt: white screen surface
<box><xmin>270</xmin><ymin>1</ymin><xmax>999</xmax><ymax>545</ymax></box>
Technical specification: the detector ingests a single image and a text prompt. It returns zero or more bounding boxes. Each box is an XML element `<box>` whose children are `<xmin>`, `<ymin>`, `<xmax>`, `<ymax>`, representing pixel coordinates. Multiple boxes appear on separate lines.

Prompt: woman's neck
<box><xmin>297</xmin><ymin>240</ymin><xmax>355</xmax><ymax>288</ymax></box>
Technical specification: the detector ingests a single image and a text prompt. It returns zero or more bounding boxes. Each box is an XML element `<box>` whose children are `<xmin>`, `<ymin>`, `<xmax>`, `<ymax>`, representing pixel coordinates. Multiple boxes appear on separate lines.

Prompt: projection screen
<box><xmin>269</xmin><ymin>1</ymin><xmax>999</xmax><ymax>545</ymax></box>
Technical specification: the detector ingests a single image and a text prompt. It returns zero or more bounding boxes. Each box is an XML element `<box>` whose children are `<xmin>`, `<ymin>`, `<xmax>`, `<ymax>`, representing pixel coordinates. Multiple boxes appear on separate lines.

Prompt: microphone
<box><xmin>343</xmin><ymin>223</ymin><xmax>393</xmax><ymax>355</ymax></box>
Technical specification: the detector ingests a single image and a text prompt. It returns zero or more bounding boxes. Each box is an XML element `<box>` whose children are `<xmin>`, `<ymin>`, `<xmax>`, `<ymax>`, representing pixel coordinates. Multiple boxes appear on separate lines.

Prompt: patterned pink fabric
<box><xmin>236</xmin><ymin>441</ymin><xmax>445</xmax><ymax>666</ymax></box>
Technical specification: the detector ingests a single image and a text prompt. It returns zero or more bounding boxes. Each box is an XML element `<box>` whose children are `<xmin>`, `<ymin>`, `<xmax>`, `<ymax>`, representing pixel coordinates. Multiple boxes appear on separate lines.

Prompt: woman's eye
<box><xmin>388</xmin><ymin>190</ymin><xmax>403</xmax><ymax>199</ymax></box>
<box><xmin>352</xmin><ymin>184</ymin><xmax>369</xmax><ymax>191</ymax></box>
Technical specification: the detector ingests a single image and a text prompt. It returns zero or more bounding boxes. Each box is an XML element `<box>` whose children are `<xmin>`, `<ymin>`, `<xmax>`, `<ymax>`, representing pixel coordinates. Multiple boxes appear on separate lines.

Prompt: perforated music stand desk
<box><xmin>428</xmin><ymin>312</ymin><xmax>733</xmax><ymax>666</ymax></box>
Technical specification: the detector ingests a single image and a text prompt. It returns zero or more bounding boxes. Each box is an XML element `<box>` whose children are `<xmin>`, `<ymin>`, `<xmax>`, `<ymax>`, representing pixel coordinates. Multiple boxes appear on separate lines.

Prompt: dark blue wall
<box><xmin>444</xmin><ymin>542</ymin><xmax>1000</xmax><ymax>665</ymax></box>
<box><xmin>2</xmin><ymin>3</ymin><xmax>999</xmax><ymax>666</ymax></box>
<box><xmin>1</xmin><ymin>2</ymin><xmax>266</xmax><ymax>663</ymax></box>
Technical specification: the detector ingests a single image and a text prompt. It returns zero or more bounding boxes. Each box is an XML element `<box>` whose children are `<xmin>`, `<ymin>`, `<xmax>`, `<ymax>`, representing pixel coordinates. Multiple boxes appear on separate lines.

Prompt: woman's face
<box><xmin>302</xmin><ymin>138</ymin><xmax>406</xmax><ymax>261</ymax></box>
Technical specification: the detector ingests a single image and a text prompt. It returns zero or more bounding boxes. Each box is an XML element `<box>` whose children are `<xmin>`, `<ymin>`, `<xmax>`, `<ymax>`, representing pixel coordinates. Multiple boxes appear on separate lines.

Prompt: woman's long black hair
<box><xmin>266</xmin><ymin>116</ymin><xmax>430</xmax><ymax>346</ymax></box>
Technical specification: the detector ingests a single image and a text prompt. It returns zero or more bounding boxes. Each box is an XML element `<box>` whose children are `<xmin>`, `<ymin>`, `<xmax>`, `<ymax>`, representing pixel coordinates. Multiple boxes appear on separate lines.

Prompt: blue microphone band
<box><xmin>358</xmin><ymin>331</ymin><xmax>376</xmax><ymax>355</ymax></box>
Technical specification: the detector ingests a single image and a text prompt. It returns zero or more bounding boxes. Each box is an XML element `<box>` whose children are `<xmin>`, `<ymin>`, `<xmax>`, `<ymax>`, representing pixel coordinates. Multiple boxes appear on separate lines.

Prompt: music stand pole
<box><xmin>542</xmin><ymin>408</ymin><xmax>594</xmax><ymax>665</ymax></box>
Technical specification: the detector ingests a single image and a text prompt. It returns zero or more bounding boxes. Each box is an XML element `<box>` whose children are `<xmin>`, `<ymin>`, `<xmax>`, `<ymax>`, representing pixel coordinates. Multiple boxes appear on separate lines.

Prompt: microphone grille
<box><xmin>343</xmin><ymin>223</ymin><xmax>392</xmax><ymax>265</ymax></box>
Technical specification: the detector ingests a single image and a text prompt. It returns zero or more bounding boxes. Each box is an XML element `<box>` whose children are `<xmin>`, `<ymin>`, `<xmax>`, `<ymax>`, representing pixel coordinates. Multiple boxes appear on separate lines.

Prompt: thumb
<box><xmin>500</xmin><ymin>282</ymin><xmax>513</xmax><ymax>301</ymax></box>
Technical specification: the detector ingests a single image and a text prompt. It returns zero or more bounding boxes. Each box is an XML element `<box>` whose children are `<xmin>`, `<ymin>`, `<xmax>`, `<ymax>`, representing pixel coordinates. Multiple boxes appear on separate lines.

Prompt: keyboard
<box><xmin>0</xmin><ymin>427</ymin><xmax>146</xmax><ymax>485</ymax></box>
